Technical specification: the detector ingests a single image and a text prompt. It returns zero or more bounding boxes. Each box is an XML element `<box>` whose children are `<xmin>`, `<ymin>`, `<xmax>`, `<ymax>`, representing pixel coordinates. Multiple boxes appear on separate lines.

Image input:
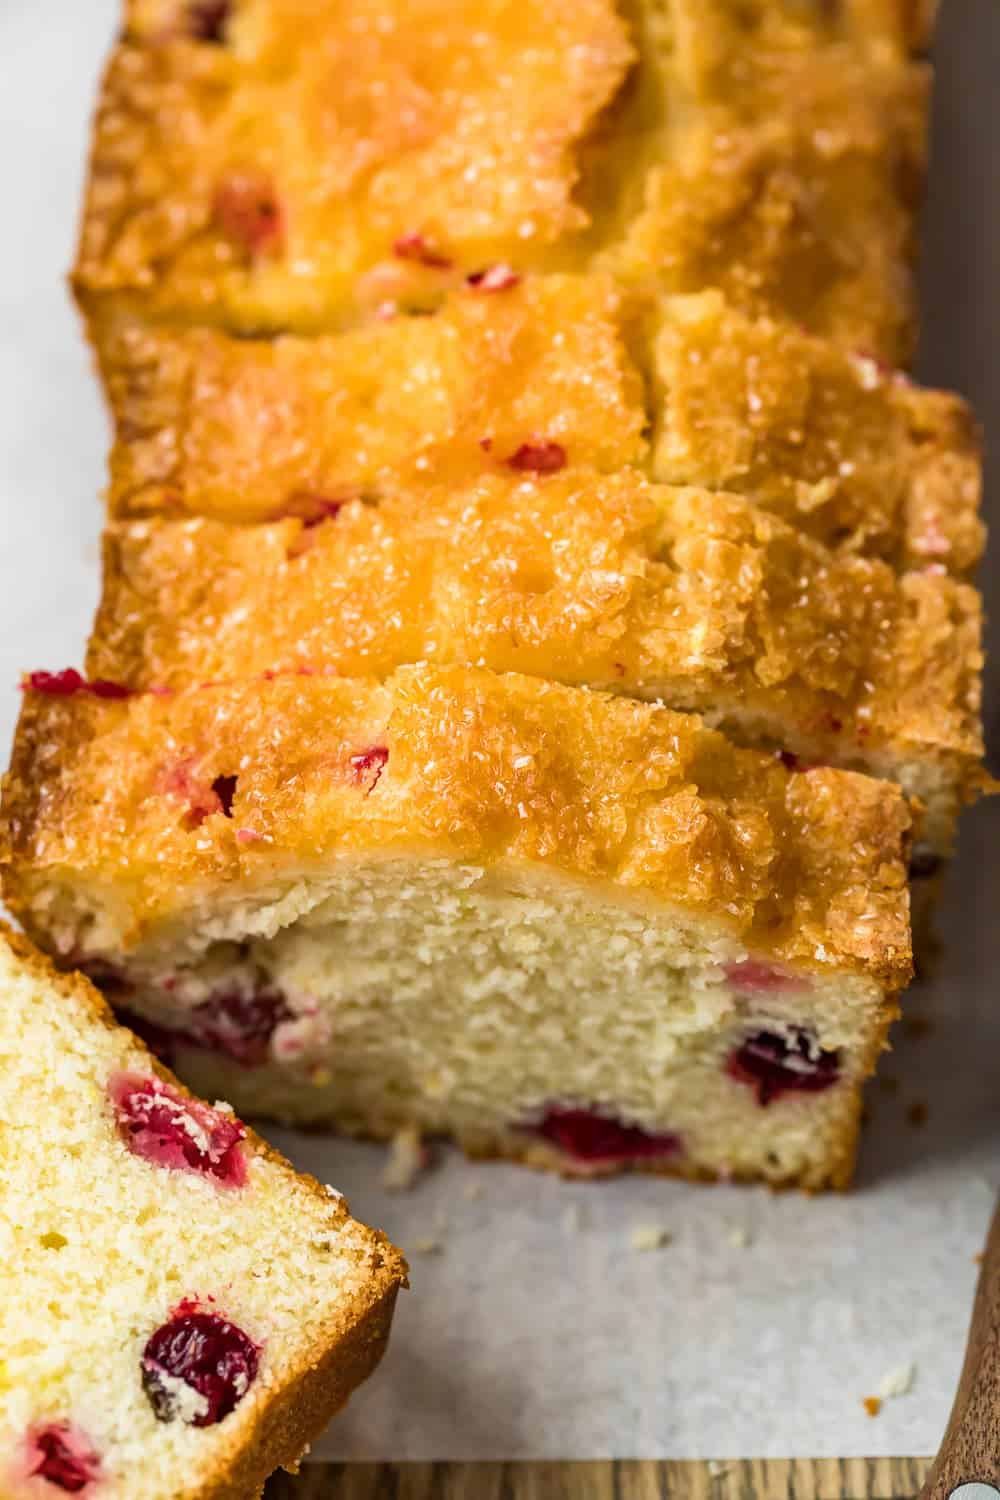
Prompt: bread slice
<box><xmin>88</xmin><ymin>469</ymin><xmax>984</xmax><ymax>858</ymax></box>
<box><xmin>0</xmin><ymin>925</ymin><xmax>405</xmax><ymax>1500</ymax></box>
<box><xmin>98</xmin><ymin>280</ymin><xmax>983</xmax><ymax>575</ymax></box>
<box><xmin>74</xmin><ymin>1</ymin><xmax>928</xmax><ymax>359</ymax></box>
<box><xmin>1</xmin><ymin>665</ymin><xmax>911</xmax><ymax>1190</ymax></box>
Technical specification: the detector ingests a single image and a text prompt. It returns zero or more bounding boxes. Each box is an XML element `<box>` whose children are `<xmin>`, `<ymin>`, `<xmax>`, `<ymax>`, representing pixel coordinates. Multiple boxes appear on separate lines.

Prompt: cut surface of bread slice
<box><xmin>0</xmin><ymin>925</ymin><xmax>405</xmax><ymax>1500</ymax></box>
<box><xmin>75</xmin><ymin>1</ymin><xmax>928</xmax><ymax>359</ymax></box>
<box><xmin>99</xmin><ymin>282</ymin><xmax>983</xmax><ymax>575</ymax></box>
<box><xmin>1</xmin><ymin>666</ymin><xmax>911</xmax><ymax>1190</ymax></box>
<box><xmin>89</xmin><ymin>469</ymin><xmax>984</xmax><ymax>856</ymax></box>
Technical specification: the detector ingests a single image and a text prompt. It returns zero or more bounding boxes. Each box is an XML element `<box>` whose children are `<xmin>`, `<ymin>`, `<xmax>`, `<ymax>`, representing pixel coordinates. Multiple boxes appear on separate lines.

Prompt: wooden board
<box><xmin>264</xmin><ymin>1459</ymin><xmax>933</xmax><ymax>1499</ymax></box>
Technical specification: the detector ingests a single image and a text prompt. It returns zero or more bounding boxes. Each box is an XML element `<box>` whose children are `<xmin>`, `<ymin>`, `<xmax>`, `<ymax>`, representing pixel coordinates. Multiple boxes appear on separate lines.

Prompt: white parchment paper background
<box><xmin>1</xmin><ymin>0</ymin><xmax>997</xmax><ymax>1461</ymax></box>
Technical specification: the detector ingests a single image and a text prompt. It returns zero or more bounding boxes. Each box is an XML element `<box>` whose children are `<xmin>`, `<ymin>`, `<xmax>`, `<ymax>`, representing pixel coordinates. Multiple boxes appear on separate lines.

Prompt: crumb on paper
<box><xmin>974</xmin><ymin>1251</ymin><xmax>984</xmax><ymax>1265</ymax></box>
<box><xmin>727</xmin><ymin>1225</ymin><xmax>751</xmax><ymax>1249</ymax></box>
<box><xmin>630</xmin><ymin>1224</ymin><xmax>671</xmax><ymax>1252</ymax></box>
<box><xmin>878</xmin><ymin>1361</ymin><xmax>916</xmax><ymax>1400</ymax></box>
<box><xmin>907</xmin><ymin>1100</ymin><xmax>929</xmax><ymax>1127</ymax></box>
<box><xmin>708</xmin><ymin>1461</ymin><xmax>730</xmax><ymax>1478</ymax></box>
<box><xmin>562</xmin><ymin>1202</ymin><xmax>586</xmax><ymax>1233</ymax></box>
<box><xmin>462</xmin><ymin>1180</ymin><xmax>484</xmax><ymax>1201</ymax></box>
<box><xmin>381</xmin><ymin>1125</ymin><xmax>428</xmax><ymax>1190</ymax></box>
<box><xmin>410</xmin><ymin>1237</ymin><xmax>442</xmax><ymax>1255</ymax></box>
<box><xmin>862</xmin><ymin>1395</ymin><xmax>882</xmax><ymax>1418</ymax></box>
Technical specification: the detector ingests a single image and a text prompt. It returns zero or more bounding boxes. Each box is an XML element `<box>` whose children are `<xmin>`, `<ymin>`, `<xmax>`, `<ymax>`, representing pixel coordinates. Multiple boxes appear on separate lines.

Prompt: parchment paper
<box><xmin>1</xmin><ymin>0</ymin><xmax>997</xmax><ymax>1461</ymax></box>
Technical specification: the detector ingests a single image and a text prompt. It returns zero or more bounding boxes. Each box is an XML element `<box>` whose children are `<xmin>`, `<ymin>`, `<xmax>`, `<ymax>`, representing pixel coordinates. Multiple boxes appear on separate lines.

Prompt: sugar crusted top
<box><xmin>2</xmin><ymin>665</ymin><xmax>912</xmax><ymax>987</ymax></box>
<box><xmin>76</xmin><ymin>0</ymin><xmax>927</xmax><ymax>357</ymax></box>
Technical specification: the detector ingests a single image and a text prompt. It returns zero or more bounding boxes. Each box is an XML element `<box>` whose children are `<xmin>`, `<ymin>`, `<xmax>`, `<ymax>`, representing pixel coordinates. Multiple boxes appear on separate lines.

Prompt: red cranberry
<box><xmin>26</xmin><ymin>1424</ymin><xmax>100</xmax><ymax>1493</ymax></box>
<box><xmin>725</xmin><ymin>960</ymin><xmax>810</xmax><ymax>994</ymax></box>
<box><xmin>530</xmin><ymin>1107</ymin><xmax>680</xmax><ymax>1165</ymax></box>
<box><xmin>392</xmin><ymin>232</ymin><xmax>453</xmax><ymax>269</ymax></box>
<box><xmin>141</xmin><ymin>1310</ymin><xmax>259</xmax><ymax>1426</ymax></box>
<box><xmin>186</xmin><ymin>0</ymin><xmax>230</xmax><ymax>40</ymax></box>
<box><xmin>117</xmin><ymin>988</ymin><xmax>292</xmax><ymax>1068</ymax></box>
<box><xmin>188</xmin><ymin>987</ymin><xmax>293</xmax><ymax>1066</ymax></box>
<box><xmin>466</xmin><ymin>264</ymin><xmax>520</xmax><ymax>292</ymax></box>
<box><xmin>110</xmin><ymin>1072</ymin><xmax>247</xmax><ymax>1187</ymax></box>
<box><xmin>349</xmin><ymin>745</ymin><xmax>388</xmax><ymax>793</ymax></box>
<box><xmin>25</xmin><ymin>669</ymin><xmax>132</xmax><ymax>700</ymax></box>
<box><xmin>506</xmin><ymin>440</ymin><xmax>567</xmax><ymax>475</ymax></box>
<box><xmin>727</xmin><ymin>1028</ymin><xmax>841</xmax><ymax>1107</ymax></box>
<box><xmin>213</xmin><ymin>173</ymin><xmax>283</xmax><ymax>258</ymax></box>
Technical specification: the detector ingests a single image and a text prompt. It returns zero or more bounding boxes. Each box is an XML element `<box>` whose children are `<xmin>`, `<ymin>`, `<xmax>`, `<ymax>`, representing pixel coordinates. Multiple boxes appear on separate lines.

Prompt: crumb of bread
<box><xmin>906</xmin><ymin>1100</ymin><xmax>928</xmax><ymax>1127</ymax></box>
<box><xmin>878</xmin><ymin>1361</ymin><xmax>916</xmax><ymax>1400</ymax></box>
<box><xmin>727</xmin><ymin>1225</ymin><xmax>752</xmax><ymax>1249</ymax></box>
<box><xmin>563</xmin><ymin>1203</ymin><xmax>586</xmax><ymax>1233</ymax></box>
<box><xmin>630</xmin><ymin>1225</ymin><xmax>671</xmax><ymax>1252</ymax></box>
<box><xmin>410</xmin><ymin>1237</ymin><xmax>442</xmax><ymax>1255</ymax></box>
<box><xmin>381</xmin><ymin>1125</ymin><xmax>428</xmax><ymax>1190</ymax></box>
<box><xmin>862</xmin><ymin>1395</ymin><xmax>882</xmax><ymax>1418</ymax></box>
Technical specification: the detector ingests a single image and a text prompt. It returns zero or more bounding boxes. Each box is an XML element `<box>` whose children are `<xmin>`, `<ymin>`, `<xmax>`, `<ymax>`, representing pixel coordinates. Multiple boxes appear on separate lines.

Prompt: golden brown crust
<box><xmin>646</xmin><ymin>292</ymin><xmax>985</xmax><ymax>575</ymax></box>
<box><xmin>1</xmin><ymin>666</ymin><xmax>911</xmax><ymax>987</ymax></box>
<box><xmin>97</xmin><ymin>281</ymin><xmax>982</xmax><ymax>576</ymax></box>
<box><xmin>0</xmin><ymin>919</ymin><xmax>407</xmax><ymax>1498</ymax></box>
<box><xmin>186</xmin><ymin>1282</ymin><xmax>401</xmax><ymax>1500</ymax></box>
<box><xmin>74</xmin><ymin>2</ymin><xmax>927</xmax><ymax>359</ymax></box>
<box><xmin>101</xmin><ymin>276</ymin><xmax>647</xmax><ymax>520</ymax></box>
<box><xmin>604</xmin><ymin>44</ymin><xmax>928</xmax><ymax>364</ymax></box>
<box><xmin>87</xmin><ymin>472</ymin><xmax>985</xmax><ymax>844</ymax></box>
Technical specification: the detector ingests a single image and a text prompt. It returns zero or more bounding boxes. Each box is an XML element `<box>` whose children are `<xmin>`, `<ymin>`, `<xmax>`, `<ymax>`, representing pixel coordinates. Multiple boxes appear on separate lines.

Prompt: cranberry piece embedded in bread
<box><xmin>26</xmin><ymin>1424</ymin><xmax>100</xmax><ymax>1493</ymax></box>
<box><xmin>505</xmin><ymin>440</ymin><xmax>567</xmax><ymax>474</ymax></box>
<box><xmin>466</xmin><ymin>265</ymin><xmax>520</xmax><ymax>292</ymax></box>
<box><xmin>212</xmin><ymin>173</ymin><xmax>283</xmax><ymax>259</ymax></box>
<box><xmin>110</xmin><ymin>1072</ymin><xmax>247</xmax><ymax>1187</ymax></box>
<box><xmin>532</xmin><ymin>1107</ymin><xmax>680</xmax><ymax>1164</ymax></box>
<box><xmin>25</xmin><ymin>669</ymin><xmax>131</xmax><ymax>700</ymax></box>
<box><xmin>727</xmin><ymin>1029</ymin><xmax>841</xmax><ymax>1107</ymax></box>
<box><xmin>141</xmin><ymin>1310</ymin><xmax>260</xmax><ymax>1426</ymax></box>
<box><xmin>391</xmin><ymin>232</ymin><xmax>453</xmax><ymax>269</ymax></box>
<box><xmin>349</xmin><ymin>746</ymin><xmax>388</xmax><ymax>793</ymax></box>
<box><xmin>725</xmin><ymin>960</ymin><xmax>812</xmax><ymax>994</ymax></box>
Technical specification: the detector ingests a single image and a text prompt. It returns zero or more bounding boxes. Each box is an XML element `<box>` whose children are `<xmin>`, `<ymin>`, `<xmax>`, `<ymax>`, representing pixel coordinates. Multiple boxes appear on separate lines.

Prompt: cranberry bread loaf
<box><xmin>75</xmin><ymin>0</ymin><xmax>928</xmax><ymax>360</ymax></box>
<box><xmin>1</xmin><ymin>665</ymin><xmax>912</xmax><ymax>1190</ymax></box>
<box><xmin>99</xmin><ymin>283</ymin><xmax>983</xmax><ymax>575</ymax></box>
<box><xmin>0</xmin><ymin>925</ymin><xmax>405</xmax><ymax>1500</ymax></box>
<box><xmin>89</xmin><ymin>469</ymin><xmax>984</xmax><ymax>859</ymax></box>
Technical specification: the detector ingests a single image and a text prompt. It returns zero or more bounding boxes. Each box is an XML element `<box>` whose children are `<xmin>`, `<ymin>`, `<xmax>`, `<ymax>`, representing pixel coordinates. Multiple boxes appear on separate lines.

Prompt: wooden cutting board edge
<box><xmin>265</xmin><ymin>1458</ymin><xmax>934</xmax><ymax>1499</ymax></box>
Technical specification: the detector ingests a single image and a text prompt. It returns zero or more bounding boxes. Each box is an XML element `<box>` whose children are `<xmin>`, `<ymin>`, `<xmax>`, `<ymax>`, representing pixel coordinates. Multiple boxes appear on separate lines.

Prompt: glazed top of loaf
<box><xmin>99</xmin><ymin>282</ymin><xmax>982</xmax><ymax>575</ymax></box>
<box><xmin>76</xmin><ymin>0</ymin><xmax>928</xmax><ymax>359</ymax></box>
<box><xmin>2</xmin><ymin>664</ymin><xmax>911</xmax><ymax>988</ymax></box>
<box><xmin>88</xmin><ymin>472</ymin><xmax>985</xmax><ymax>815</ymax></box>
